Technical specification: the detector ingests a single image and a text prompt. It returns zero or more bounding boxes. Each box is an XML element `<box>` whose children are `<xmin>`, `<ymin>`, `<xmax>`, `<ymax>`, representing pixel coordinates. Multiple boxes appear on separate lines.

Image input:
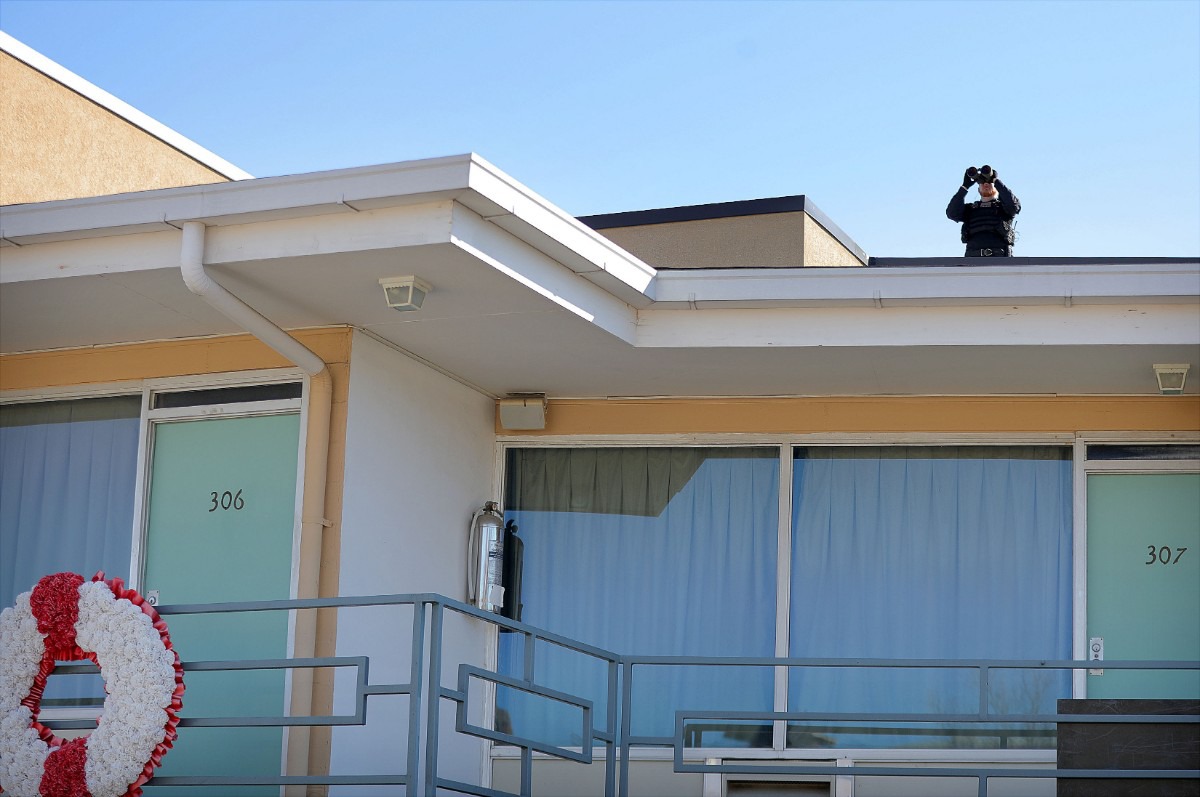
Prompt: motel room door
<box><xmin>140</xmin><ymin>410</ymin><xmax>302</xmax><ymax>795</ymax></box>
<box><xmin>1085</xmin><ymin>461</ymin><xmax>1200</xmax><ymax>699</ymax></box>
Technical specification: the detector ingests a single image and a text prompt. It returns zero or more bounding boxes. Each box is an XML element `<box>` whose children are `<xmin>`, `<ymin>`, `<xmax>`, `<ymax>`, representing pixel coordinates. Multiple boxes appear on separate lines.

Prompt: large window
<box><xmin>500</xmin><ymin>444</ymin><xmax>1074</xmax><ymax>750</ymax></box>
<box><xmin>500</xmin><ymin>447</ymin><xmax>779</xmax><ymax>744</ymax></box>
<box><xmin>0</xmin><ymin>396</ymin><xmax>142</xmax><ymax>707</ymax></box>
<box><xmin>0</xmin><ymin>397</ymin><xmax>141</xmax><ymax>608</ymax></box>
<box><xmin>788</xmin><ymin>446</ymin><xmax>1073</xmax><ymax>748</ymax></box>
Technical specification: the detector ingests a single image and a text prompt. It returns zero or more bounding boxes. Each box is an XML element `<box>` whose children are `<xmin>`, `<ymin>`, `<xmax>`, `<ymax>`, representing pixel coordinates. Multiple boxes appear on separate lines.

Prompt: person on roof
<box><xmin>946</xmin><ymin>165</ymin><xmax>1020</xmax><ymax>257</ymax></box>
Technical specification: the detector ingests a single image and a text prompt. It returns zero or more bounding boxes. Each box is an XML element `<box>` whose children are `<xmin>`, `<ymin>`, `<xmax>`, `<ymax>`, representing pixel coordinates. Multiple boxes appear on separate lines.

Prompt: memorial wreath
<box><xmin>0</xmin><ymin>572</ymin><xmax>184</xmax><ymax>797</ymax></box>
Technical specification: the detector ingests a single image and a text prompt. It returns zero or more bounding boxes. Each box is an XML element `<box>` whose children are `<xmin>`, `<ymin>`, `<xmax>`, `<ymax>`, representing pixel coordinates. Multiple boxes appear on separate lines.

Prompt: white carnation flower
<box><xmin>0</xmin><ymin>696</ymin><xmax>50</xmax><ymax>797</ymax></box>
<box><xmin>0</xmin><ymin>594</ymin><xmax>46</xmax><ymax>715</ymax></box>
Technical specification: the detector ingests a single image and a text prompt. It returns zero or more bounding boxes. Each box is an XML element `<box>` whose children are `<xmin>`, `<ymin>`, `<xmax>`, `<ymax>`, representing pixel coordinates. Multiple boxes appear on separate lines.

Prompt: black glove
<box><xmin>962</xmin><ymin>167</ymin><xmax>976</xmax><ymax>188</ymax></box>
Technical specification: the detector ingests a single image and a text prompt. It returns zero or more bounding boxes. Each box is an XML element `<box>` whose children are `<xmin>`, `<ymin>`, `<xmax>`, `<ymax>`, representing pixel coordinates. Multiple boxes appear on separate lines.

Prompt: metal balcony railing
<box><xmin>38</xmin><ymin>592</ymin><xmax>1199</xmax><ymax>797</ymax></box>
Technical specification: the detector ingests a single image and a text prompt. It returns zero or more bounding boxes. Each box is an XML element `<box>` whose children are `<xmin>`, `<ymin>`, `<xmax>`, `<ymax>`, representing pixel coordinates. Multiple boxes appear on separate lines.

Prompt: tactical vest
<box><xmin>960</xmin><ymin>201</ymin><xmax>1014</xmax><ymax>244</ymax></box>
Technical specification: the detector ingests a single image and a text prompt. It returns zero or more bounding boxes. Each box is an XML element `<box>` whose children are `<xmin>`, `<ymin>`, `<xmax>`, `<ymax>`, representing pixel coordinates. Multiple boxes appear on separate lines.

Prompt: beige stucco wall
<box><xmin>0</xmin><ymin>51</ymin><xmax>230</xmax><ymax>205</ymax></box>
<box><xmin>595</xmin><ymin>210</ymin><xmax>863</xmax><ymax>269</ymax></box>
<box><xmin>803</xmin><ymin>213</ymin><xmax>868</xmax><ymax>267</ymax></box>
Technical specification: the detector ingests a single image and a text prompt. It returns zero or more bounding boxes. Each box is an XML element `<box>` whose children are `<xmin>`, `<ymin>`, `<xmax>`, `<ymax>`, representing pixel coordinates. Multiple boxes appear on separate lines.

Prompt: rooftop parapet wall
<box><xmin>0</xmin><ymin>48</ymin><xmax>235</xmax><ymax>205</ymax></box>
<box><xmin>580</xmin><ymin>195</ymin><xmax>867</xmax><ymax>269</ymax></box>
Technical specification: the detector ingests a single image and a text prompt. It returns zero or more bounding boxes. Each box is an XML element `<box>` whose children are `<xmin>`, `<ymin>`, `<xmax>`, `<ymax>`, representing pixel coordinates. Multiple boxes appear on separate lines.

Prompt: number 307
<box><xmin>1146</xmin><ymin>545</ymin><xmax>1187</xmax><ymax>565</ymax></box>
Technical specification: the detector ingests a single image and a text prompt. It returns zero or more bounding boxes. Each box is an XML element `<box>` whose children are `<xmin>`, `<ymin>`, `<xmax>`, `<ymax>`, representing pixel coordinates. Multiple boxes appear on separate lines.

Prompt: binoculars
<box><xmin>967</xmin><ymin>165</ymin><xmax>996</xmax><ymax>184</ymax></box>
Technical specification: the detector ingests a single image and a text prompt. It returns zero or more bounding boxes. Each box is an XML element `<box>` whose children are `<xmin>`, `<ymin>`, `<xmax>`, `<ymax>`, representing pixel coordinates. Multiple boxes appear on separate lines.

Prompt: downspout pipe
<box><xmin>180</xmin><ymin>221</ymin><xmax>330</xmax><ymax>793</ymax></box>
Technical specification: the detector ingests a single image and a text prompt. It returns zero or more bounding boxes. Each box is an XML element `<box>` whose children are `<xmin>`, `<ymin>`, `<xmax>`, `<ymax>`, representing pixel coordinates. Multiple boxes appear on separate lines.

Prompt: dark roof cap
<box><xmin>579</xmin><ymin>195</ymin><xmax>809</xmax><ymax>229</ymax></box>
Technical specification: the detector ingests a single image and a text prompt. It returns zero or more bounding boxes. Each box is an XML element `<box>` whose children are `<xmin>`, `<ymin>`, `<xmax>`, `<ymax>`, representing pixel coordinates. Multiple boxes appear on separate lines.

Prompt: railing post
<box><xmin>406</xmin><ymin>600</ymin><xmax>427</xmax><ymax>796</ymax></box>
<box><xmin>978</xmin><ymin>664</ymin><xmax>991</xmax><ymax>720</ymax></box>
<box><xmin>605</xmin><ymin>658</ymin><xmax>619</xmax><ymax>797</ymax></box>
<box><xmin>521</xmin><ymin>631</ymin><xmax>536</xmax><ymax>796</ymax></box>
<box><xmin>424</xmin><ymin>600</ymin><xmax>445</xmax><ymax>797</ymax></box>
<box><xmin>618</xmin><ymin>659</ymin><xmax>634</xmax><ymax>797</ymax></box>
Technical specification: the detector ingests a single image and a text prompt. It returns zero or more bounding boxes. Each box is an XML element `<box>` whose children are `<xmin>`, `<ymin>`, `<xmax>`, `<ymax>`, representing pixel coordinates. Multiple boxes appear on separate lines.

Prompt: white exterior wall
<box><xmin>329</xmin><ymin>330</ymin><xmax>497</xmax><ymax>793</ymax></box>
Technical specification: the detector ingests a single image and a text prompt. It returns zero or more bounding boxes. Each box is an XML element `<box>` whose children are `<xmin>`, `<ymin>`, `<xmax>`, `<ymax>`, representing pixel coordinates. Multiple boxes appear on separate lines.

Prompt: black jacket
<box><xmin>946</xmin><ymin>179</ymin><xmax>1020</xmax><ymax>246</ymax></box>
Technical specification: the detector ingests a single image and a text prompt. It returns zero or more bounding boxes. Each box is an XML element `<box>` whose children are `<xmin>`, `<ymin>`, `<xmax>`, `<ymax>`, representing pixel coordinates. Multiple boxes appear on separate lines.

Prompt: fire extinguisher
<box><xmin>468</xmin><ymin>501</ymin><xmax>506</xmax><ymax>612</ymax></box>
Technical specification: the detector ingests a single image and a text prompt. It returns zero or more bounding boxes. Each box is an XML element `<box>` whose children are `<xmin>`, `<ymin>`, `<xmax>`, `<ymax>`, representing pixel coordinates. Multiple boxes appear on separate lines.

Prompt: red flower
<box><xmin>39</xmin><ymin>737</ymin><xmax>92</xmax><ymax>797</ymax></box>
<box><xmin>29</xmin><ymin>572</ymin><xmax>85</xmax><ymax>654</ymax></box>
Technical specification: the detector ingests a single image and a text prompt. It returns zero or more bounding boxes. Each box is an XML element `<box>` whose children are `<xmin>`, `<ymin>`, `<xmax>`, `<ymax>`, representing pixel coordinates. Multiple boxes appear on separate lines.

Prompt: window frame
<box><xmin>1071</xmin><ymin>431</ymin><xmax>1200</xmax><ymax>698</ymax></box>
<box><xmin>135</xmin><ymin>370</ymin><xmax>307</xmax><ymax>594</ymax></box>
<box><xmin>492</xmin><ymin>432</ymin><xmax>1080</xmax><ymax>764</ymax></box>
<box><xmin>0</xmin><ymin>368</ymin><xmax>309</xmax><ymax>725</ymax></box>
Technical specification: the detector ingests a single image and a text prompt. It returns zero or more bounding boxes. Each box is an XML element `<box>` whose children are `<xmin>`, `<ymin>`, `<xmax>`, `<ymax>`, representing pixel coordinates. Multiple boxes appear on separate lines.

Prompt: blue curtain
<box><xmin>1</xmin><ymin>396</ymin><xmax>140</xmax><ymax>629</ymax></box>
<box><xmin>500</xmin><ymin>447</ymin><xmax>778</xmax><ymax>745</ymax></box>
<box><xmin>788</xmin><ymin>446</ymin><xmax>1073</xmax><ymax>749</ymax></box>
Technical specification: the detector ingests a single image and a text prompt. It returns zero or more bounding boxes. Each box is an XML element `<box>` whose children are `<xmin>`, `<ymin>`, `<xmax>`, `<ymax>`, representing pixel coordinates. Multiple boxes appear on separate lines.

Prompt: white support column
<box><xmin>773</xmin><ymin>447</ymin><xmax>794</xmax><ymax>750</ymax></box>
<box><xmin>834</xmin><ymin>756</ymin><xmax>854</xmax><ymax>797</ymax></box>
<box><xmin>701</xmin><ymin>758</ymin><xmax>723</xmax><ymax>797</ymax></box>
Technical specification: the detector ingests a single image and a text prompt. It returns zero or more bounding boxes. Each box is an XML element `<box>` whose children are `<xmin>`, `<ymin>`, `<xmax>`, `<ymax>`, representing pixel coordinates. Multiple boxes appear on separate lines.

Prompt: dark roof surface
<box><xmin>869</xmin><ymin>256</ymin><xmax>1199</xmax><ymax>267</ymax></box>
<box><xmin>579</xmin><ymin>195</ymin><xmax>810</xmax><ymax>228</ymax></box>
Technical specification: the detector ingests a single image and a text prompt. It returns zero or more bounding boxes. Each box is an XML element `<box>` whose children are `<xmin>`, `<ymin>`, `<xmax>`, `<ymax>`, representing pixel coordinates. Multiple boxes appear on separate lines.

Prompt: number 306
<box><xmin>209</xmin><ymin>490</ymin><xmax>245</xmax><ymax>512</ymax></box>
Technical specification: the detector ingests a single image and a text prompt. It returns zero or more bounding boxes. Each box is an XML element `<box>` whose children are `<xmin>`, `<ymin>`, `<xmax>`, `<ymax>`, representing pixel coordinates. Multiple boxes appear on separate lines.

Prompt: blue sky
<box><xmin>3</xmin><ymin>0</ymin><xmax>1198</xmax><ymax>258</ymax></box>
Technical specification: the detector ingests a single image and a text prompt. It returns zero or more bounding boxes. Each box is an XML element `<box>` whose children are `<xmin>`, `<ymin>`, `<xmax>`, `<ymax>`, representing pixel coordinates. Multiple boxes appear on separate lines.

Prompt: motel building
<box><xmin>1</xmin><ymin>32</ymin><xmax>1197</xmax><ymax>797</ymax></box>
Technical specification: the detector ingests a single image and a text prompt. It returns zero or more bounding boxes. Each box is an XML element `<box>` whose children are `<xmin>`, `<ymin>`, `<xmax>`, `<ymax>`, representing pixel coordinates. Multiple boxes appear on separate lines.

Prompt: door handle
<box><xmin>1089</xmin><ymin>636</ymin><xmax>1104</xmax><ymax>675</ymax></box>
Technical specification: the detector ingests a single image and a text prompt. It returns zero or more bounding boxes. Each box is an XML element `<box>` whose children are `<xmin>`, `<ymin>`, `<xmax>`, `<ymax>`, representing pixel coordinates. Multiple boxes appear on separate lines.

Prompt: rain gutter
<box><xmin>180</xmin><ymin>221</ymin><xmax>329</xmax><ymax>792</ymax></box>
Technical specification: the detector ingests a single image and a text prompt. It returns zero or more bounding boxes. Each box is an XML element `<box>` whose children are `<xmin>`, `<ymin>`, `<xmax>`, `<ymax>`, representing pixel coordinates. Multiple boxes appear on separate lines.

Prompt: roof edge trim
<box><xmin>579</xmin><ymin>195</ymin><xmax>810</xmax><ymax>228</ymax></box>
<box><xmin>869</xmin><ymin>256</ymin><xmax>1200</xmax><ymax>267</ymax></box>
<box><xmin>464</xmin><ymin>154</ymin><xmax>656</xmax><ymax>298</ymax></box>
<box><xmin>0</xmin><ymin>152</ymin><xmax>659</xmax><ymax>304</ymax></box>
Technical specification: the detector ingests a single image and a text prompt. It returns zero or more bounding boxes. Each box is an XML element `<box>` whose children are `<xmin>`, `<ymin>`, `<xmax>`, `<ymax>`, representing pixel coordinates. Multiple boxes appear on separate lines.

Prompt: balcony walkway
<box><xmin>40</xmin><ymin>593</ymin><xmax>1200</xmax><ymax>797</ymax></box>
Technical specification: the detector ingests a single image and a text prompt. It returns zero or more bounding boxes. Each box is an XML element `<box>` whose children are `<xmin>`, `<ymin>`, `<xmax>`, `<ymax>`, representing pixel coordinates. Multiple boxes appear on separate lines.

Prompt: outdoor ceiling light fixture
<box><xmin>379</xmin><ymin>276</ymin><xmax>432</xmax><ymax>312</ymax></box>
<box><xmin>1153</xmin><ymin>363</ymin><xmax>1190</xmax><ymax>395</ymax></box>
<box><xmin>499</xmin><ymin>394</ymin><xmax>547</xmax><ymax>430</ymax></box>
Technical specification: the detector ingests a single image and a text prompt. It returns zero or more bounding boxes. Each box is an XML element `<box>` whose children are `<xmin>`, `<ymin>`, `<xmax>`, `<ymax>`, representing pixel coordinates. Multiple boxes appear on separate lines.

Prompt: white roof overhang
<box><xmin>2</xmin><ymin>154</ymin><xmax>1197</xmax><ymax>397</ymax></box>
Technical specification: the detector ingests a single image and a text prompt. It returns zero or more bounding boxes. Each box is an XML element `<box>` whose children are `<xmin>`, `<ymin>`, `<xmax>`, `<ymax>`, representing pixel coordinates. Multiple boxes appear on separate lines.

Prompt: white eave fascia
<box><xmin>0</xmin><ymin>155</ymin><xmax>474</xmax><ymax>243</ymax></box>
<box><xmin>458</xmin><ymin>155</ymin><xmax>657</xmax><ymax>306</ymax></box>
<box><xmin>652</xmin><ymin>263</ymin><xmax>1200</xmax><ymax>308</ymax></box>
<box><xmin>0</xmin><ymin>153</ymin><xmax>658</xmax><ymax>305</ymax></box>
<box><xmin>0</xmin><ymin>31</ymin><xmax>252</xmax><ymax>181</ymax></box>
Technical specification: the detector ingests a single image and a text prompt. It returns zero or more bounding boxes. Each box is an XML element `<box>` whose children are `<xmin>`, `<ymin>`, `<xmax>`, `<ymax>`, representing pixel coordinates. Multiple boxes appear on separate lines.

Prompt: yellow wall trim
<box><xmin>499</xmin><ymin>396</ymin><xmax>1200</xmax><ymax>436</ymax></box>
<box><xmin>0</xmin><ymin>328</ymin><xmax>353</xmax><ymax>391</ymax></box>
